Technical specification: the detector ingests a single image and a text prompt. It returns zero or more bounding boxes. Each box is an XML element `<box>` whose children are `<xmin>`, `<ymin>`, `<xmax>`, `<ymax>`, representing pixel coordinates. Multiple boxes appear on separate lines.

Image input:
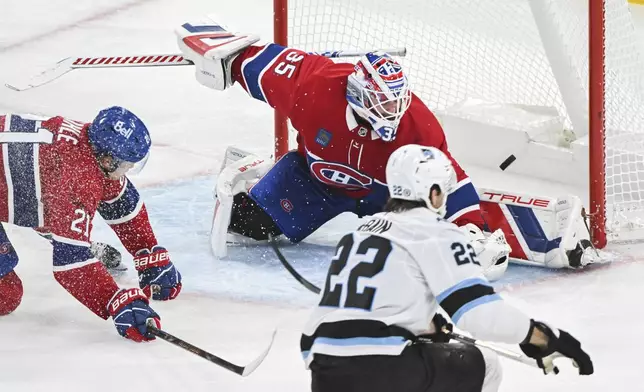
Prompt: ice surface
<box><xmin>1</xmin><ymin>1</ymin><xmax>644</xmax><ymax>391</ymax></box>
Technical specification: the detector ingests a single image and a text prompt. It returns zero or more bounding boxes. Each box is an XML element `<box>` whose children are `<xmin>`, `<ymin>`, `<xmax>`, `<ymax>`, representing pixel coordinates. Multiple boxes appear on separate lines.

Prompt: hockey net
<box><xmin>279</xmin><ymin>0</ymin><xmax>644</xmax><ymax>247</ymax></box>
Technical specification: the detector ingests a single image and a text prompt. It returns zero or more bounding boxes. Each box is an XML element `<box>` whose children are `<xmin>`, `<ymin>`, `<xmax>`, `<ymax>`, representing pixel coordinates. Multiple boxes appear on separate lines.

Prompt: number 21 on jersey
<box><xmin>319</xmin><ymin>233</ymin><xmax>392</xmax><ymax>311</ymax></box>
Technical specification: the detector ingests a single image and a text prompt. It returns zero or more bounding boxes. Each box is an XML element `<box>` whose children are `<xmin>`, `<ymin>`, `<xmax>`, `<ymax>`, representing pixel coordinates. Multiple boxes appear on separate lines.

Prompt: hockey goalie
<box><xmin>176</xmin><ymin>17</ymin><xmax>601</xmax><ymax>281</ymax></box>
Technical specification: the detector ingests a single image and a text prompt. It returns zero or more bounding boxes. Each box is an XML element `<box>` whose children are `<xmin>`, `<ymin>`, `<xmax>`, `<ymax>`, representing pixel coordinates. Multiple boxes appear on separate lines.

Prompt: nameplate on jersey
<box><xmin>0</xmin><ymin>115</ymin><xmax>53</xmax><ymax>144</ymax></box>
<box><xmin>357</xmin><ymin>218</ymin><xmax>392</xmax><ymax>234</ymax></box>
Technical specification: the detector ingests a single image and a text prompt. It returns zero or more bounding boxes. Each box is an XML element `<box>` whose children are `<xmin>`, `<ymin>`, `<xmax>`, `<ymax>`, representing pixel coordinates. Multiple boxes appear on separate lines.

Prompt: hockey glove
<box><xmin>134</xmin><ymin>246</ymin><xmax>182</xmax><ymax>301</ymax></box>
<box><xmin>519</xmin><ymin>320</ymin><xmax>594</xmax><ymax>375</ymax></box>
<box><xmin>429</xmin><ymin>313</ymin><xmax>453</xmax><ymax>343</ymax></box>
<box><xmin>108</xmin><ymin>288</ymin><xmax>161</xmax><ymax>342</ymax></box>
<box><xmin>90</xmin><ymin>241</ymin><xmax>125</xmax><ymax>270</ymax></box>
<box><xmin>417</xmin><ymin>313</ymin><xmax>453</xmax><ymax>343</ymax></box>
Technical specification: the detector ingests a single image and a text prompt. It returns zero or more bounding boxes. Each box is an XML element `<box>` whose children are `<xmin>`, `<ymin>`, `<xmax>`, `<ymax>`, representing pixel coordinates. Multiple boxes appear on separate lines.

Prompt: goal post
<box><xmin>273</xmin><ymin>0</ymin><xmax>290</xmax><ymax>160</ymax></box>
<box><xmin>589</xmin><ymin>0</ymin><xmax>607</xmax><ymax>248</ymax></box>
<box><xmin>274</xmin><ymin>0</ymin><xmax>644</xmax><ymax>248</ymax></box>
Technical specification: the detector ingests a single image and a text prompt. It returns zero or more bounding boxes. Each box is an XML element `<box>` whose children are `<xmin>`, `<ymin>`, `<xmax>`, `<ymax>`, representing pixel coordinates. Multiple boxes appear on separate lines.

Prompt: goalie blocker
<box><xmin>211</xmin><ymin>147</ymin><xmax>597</xmax><ymax>274</ymax></box>
<box><xmin>176</xmin><ymin>19</ymin><xmax>259</xmax><ymax>90</ymax></box>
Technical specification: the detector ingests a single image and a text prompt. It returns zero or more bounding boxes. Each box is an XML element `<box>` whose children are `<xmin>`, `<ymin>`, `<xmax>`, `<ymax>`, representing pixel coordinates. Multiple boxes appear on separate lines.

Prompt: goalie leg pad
<box><xmin>211</xmin><ymin>150</ymin><xmax>273</xmax><ymax>258</ymax></box>
<box><xmin>230</xmin><ymin>193</ymin><xmax>282</xmax><ymax>241</ymax></box>
<box><xmin>479</xmin><ymin>189</ymin><xmax>589</xmax><ymax>269</ymax></box>
<box><xmin>247</xmin><ymin>151</ymin><xmax>358</xmax><ymax>243</ymax></box>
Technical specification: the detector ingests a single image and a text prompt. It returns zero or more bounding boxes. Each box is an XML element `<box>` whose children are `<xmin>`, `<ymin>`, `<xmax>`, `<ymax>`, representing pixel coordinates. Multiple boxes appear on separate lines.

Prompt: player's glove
<box><xmin>91</xmin><ymin>241</ymin><xmax>125</xmax><ymax>271</ymax></box>
<box><xmin>429</xmin><ymin>313</ymin><xmax>453</xmax><ymax>343</ymax></box>
<box><xmin>417</xmin><ymin>313</ymin><xmax>453</xmax><ymax>343</ymax></box>
<box><xmin>108</xmin><ymin>288</ymin><xmax>160</xmax><ymax>342</ymax></box>
<box><xmin>134</xmin><ymin>246</ymin><xmax>182</xmax><ymax>301</ymax></box>
<box><xmin>519</xmin><ymin>320</ymin><xmax>594</xmax><ymax>375</ymax></box>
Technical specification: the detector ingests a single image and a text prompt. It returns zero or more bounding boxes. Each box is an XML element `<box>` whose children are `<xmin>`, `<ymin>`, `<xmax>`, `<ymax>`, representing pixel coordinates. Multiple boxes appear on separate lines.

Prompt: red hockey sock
<box><xmin>0</xmin><ymin>270</ymin><xmax>23</xmax><ymax>315</ymax></box>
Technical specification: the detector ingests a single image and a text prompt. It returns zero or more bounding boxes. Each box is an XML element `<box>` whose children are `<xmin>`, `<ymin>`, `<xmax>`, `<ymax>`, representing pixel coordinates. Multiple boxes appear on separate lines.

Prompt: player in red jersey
<box><xmin>0</xmin><ymin>107</ymin><xmax>182</xmax><ymax>342</ymax></box>
<box><xmin>177</xmin><ymin>21</ymin><xmax>511</xmax><ymax>279</ymax></box>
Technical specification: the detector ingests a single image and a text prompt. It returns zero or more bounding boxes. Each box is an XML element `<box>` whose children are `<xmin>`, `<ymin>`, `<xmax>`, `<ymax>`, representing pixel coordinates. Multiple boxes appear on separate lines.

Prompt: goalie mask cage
<box><xmin>273</xmin><ymin>0</ymin><xmax>644</xmax><ymax>248</ymax></box>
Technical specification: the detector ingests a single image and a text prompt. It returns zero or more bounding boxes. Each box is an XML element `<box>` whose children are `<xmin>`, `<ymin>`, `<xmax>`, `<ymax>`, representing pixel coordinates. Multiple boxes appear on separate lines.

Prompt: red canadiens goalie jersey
<box><xmin>231</xmin><ymin>44</ymin><xmax>482</xmax><ymax>226</ymax></box>
<box><xmin>0</xmin><ymin>114</ymin><xmax>158</xmax><ymax>318</ymax></box>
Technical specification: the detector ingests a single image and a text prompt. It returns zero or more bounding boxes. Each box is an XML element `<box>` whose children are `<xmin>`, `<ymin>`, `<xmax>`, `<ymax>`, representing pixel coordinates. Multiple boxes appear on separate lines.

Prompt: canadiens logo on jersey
<box><xmin>310</xmin><ymin>161</ymin><xmax>373</xmax><ymax>190</ymax></box>
<box><xmin>280</xmin><ymin>198</ymin><xmax>294</xmax><ymax>212</ymax></box>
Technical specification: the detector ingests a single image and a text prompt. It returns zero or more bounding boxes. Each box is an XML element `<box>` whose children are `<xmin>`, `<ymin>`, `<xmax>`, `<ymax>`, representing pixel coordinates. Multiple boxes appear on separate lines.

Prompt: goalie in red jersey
<box><xmin>176</xmin><ymin>21</ymin><xmax>512</xmax><ymax>280</ymax></box>
<box><xmin>0</xmin><ymin>107</ymin><xmax>182</xmax><ymax>342</ymax></box>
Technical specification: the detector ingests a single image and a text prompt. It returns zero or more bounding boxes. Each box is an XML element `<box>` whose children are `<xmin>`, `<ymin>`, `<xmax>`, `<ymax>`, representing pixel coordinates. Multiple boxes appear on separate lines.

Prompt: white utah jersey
<box><xmin>301</xmin><ymin>207</ymin><xmax>531</xmax><ymax>367</ymax></box>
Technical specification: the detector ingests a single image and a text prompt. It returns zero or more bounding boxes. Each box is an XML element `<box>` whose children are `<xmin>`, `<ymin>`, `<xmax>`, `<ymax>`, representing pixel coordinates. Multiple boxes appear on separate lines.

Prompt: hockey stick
<box><xmin>417</xmin><ymin>329</ymin><xmax>560</xmax><ymax>374</ymax></box>
<box><xmin>422</xmin><ymin>330</ymin><xmax>542</xmax><ymax>369</ymax></box>
<box><xmin>268</xmin><ymin>235</ymin><xmax>321</xmax><ymax>294</ymax></box>
<box><xmin>147</xmin><ymin>325</ymin><xmax>276</xmax><ymax>377</ymax></box>
<box><xmin>6</xmin><ymin>47</ymin><xmax>407</xmax><ymax>91</ymax></box>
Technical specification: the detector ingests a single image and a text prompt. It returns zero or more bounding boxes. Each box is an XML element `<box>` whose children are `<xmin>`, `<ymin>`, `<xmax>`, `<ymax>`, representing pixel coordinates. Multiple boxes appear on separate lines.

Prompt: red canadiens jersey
<box><xmin>231</xmin><ymin>44</ymin><xmax>482</xmax><ymax>226</ymax></box>
<box><xmin>0</xmin><ymin>114</ymin><xmax>158</xmax><ymax>319</ymax></box>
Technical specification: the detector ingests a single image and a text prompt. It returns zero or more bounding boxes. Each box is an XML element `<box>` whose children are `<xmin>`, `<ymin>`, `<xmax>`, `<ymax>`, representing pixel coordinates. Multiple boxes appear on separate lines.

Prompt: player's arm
<box><xmin>417</xmin><ymin>227</ymin><xmax>529</xmax><ymax>343</ymax></box>
<box><xmin>44</xmin><ymin>191</ymin><xmax>160</xmax><ymax>342</ymax></box>
<box><xmin>176</xmin><ymin>17</ymin><xmax>331</xmax><ymax>118</ymax></box>
<box><xmin>414</xmin><ymin>227</ymin><xmax>592</xmax><ymax>374</ymax></box>
<box><xmin>98</xmin><ymin>176</ymin><xmax>182</xmax><ymax>300</ymax></box>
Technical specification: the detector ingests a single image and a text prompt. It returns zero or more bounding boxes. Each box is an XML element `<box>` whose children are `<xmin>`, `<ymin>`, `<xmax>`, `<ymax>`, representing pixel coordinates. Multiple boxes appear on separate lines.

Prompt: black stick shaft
<box><xmin>268</xmin><ymin>236</ymin><xmax>321</xmax><ymax>294</ymax></box>
<box><xmin>148</xmin><ymin>326</ymin><xmax>244</xmax><ymax>375</ymax></box>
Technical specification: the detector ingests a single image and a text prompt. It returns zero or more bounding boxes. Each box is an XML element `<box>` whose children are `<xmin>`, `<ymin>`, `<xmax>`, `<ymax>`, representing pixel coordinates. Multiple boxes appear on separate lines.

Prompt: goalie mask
<box><xmin>346</xmin><ymin>52</ymin><xmax>412</xmax><ymax>142</ymax></box>
<box><xmin>386</xmin><ymin>145</ymin><xmax>457</xmax><ymax>217</ymax></box>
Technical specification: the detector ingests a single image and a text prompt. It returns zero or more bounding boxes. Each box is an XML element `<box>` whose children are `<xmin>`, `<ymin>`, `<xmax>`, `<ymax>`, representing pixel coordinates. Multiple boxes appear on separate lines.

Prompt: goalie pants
<box><xmin>247</xmin><ymin>152</ymin><xmax>483</xmax><ymax>243</ymax></box>
<box><xmin>247</xmin><ymin>152</ymin><xmax>388</xmax><ymax>242</ymax></box>
<box><xmin>309</xmin><ymin>342</ymin><xmax>488</xmax><ymax>392</ymax></box>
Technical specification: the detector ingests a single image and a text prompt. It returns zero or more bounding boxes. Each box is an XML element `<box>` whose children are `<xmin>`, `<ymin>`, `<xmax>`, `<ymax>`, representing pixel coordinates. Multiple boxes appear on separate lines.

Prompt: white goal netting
<box><xmin>287</xmin><ymin>0</ymin><xmax>644</xmax><ymax>241</ymax></box>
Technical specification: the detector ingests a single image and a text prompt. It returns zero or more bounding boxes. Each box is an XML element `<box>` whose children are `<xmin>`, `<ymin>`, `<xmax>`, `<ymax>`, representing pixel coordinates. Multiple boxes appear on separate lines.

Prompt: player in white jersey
<box><xmin>301</xmin><ymin>145</ymin><xmax>593</xmax><ymax>392</ymax></box>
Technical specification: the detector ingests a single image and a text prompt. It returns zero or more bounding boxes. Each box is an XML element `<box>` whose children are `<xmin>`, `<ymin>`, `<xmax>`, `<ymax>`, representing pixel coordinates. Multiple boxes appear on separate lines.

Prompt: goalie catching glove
<box><xmin>133</xmin><ymin>246</ymin><xmax>182</xmax><ymax>300</ymax></box>
<box><xmin>462</xmin><ymin>223</ymin><xmax>511</xmax><ymax>281</ymax></box>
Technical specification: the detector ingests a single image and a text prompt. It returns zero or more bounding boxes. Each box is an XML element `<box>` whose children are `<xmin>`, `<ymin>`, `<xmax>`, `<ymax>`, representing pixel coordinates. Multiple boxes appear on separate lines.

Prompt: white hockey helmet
<box><xmin>386</xmin><ymin>145</ymin><xmax>457</xmax><ymax>217</ymax></box>
<box><xmin>346</xmin><ymin>52</ymin><xmax>412</xmax><ymax>142</ymax></box>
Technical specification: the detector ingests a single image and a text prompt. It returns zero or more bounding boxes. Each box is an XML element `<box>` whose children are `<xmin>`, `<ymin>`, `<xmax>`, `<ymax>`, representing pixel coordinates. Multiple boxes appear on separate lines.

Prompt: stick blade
<box><xmin>240</xmin><ymin>329</ymin><xmax>277</xmax><ymax>377</ymax></box>
<box><xmin>5</xmin><ymin>57</ymin><xmax>74</xmax><ymax>91</ymax></box>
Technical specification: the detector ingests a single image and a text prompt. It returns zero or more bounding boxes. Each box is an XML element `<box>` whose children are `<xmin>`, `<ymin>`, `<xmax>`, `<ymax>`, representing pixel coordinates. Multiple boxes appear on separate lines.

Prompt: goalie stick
<box><xmin>268</xmin><ymin>235</ymin><xmax>321</xmax><ymax>294</ymax></box>
<box><xmin>147</xmin><ymin>324</ymin><xmax>276</xmax><ymax>377</ymax></box>
<box><xmin>5</xmin><ymin>47</ymin><xmax>407</xmax><ymax>91</ymax></box>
